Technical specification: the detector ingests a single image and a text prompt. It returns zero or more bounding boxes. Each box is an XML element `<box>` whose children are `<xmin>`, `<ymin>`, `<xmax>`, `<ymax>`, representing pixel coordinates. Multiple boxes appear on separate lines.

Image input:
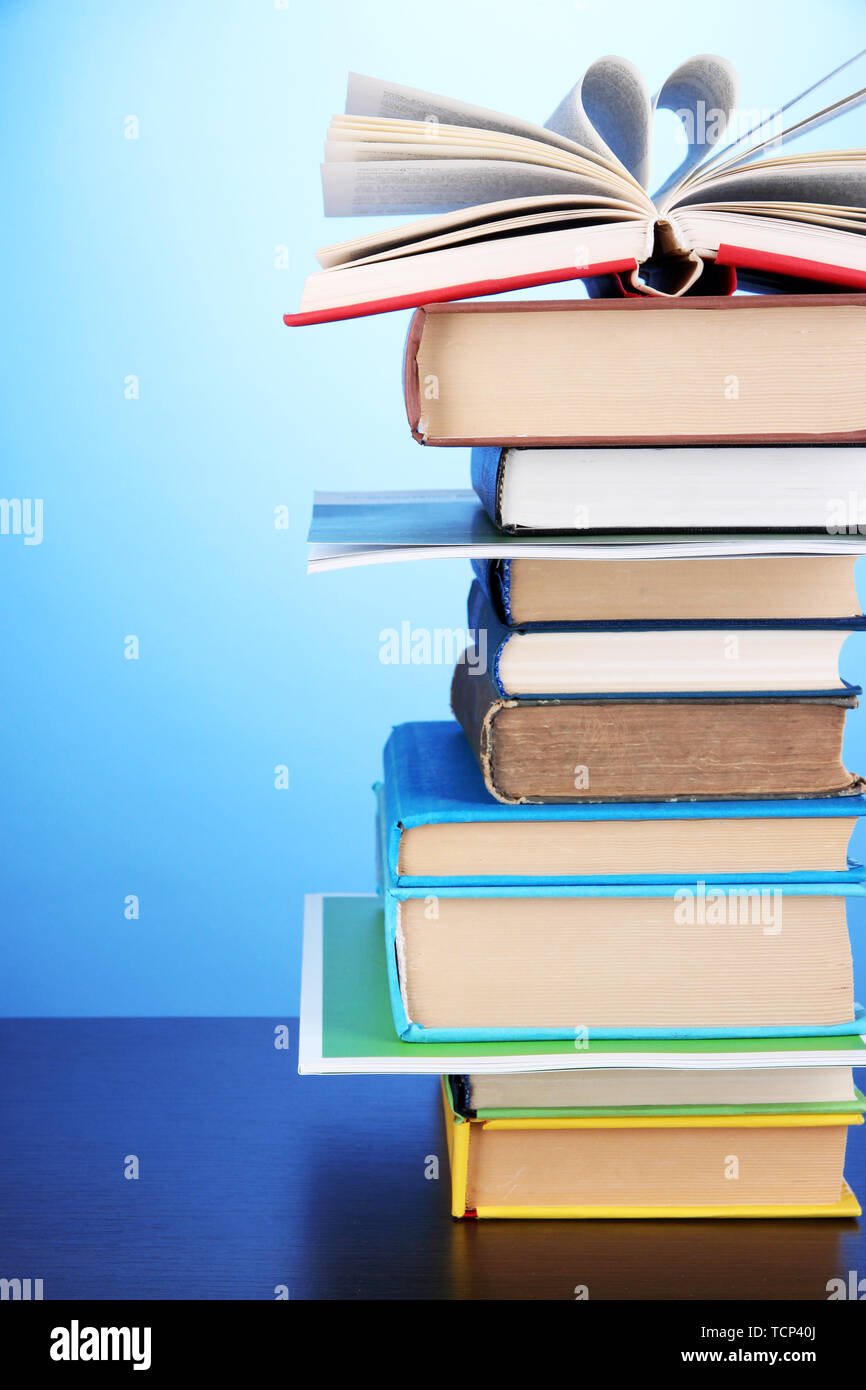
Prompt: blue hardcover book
<box><xmin>376</xmin><ymin>824</ymin><xmax>866</xmax><ymax>1041</ymax></box>
<box><xmin>470</xmin><ymin>448</ymin><xmax>504</xmax><ymax>528</ymax></box>
<box><xmin>379</xmin><ymin>722</ymin><xmax>866</xmax><ymax>886</ymax></box>
<box><xmin>471</xmin><ymin>555</ymin><xmax>866</xmax><ymax>631</ymax></box>
<box><xmin>470</xmin><ymin>444</ymin><xmax>866</xmax><ymax>535</ymax></box>
<box><xmin>466</xmin><ymin>579</ymin><xmax>864</xmax><ymax>700</ymax></box>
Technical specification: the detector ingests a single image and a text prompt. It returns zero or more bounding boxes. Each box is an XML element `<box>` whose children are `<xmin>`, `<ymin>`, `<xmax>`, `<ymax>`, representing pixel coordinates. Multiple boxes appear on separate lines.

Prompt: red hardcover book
<box><xmin>284</xmin><ymin>61</ymin><xmax>866</xmax><ymax>325</ymax></box>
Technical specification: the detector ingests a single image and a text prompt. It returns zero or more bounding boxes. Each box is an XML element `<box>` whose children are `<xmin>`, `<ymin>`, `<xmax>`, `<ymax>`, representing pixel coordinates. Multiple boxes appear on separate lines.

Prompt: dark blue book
<box><xmin>466</xmin><ymin>578</ymin><xmax>865</xmax><ymax>699</ymax></box>
<box><xmin>470</xmin><ymin>554</ymin><xmax>866</xmax><ymax>629</ymax></box>
<box><xmin>471</xmin><ymin>444</ymin><xmax>866</xmax><ymax>534</ymax></box>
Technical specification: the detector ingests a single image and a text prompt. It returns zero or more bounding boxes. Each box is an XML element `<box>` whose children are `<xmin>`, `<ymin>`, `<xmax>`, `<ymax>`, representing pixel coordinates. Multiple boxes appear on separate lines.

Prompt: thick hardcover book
<box><xmin>298</xmin><ymin>894</ymin><xmax>866</xmax><ymax>1073</ymax></box>
<box><xmin>465</xmin><ymin>578</ymin><xmax>863</xmax><ymax>698</ymax></box>
<box><xmin>379</xmin><ymin>721</ymin><xmax>866</xmax><ymax>885</ymax></box>
<box><xmin>403</xmin><ymin>296</ymin><xmax>866</xmax><ymax>447</ymax></box>
<box><xmin>471</xmin><ymin>555</ymin><xmax>863</xmax><ymax>625</ymax></box>
<box><xmin>284</xmin><ymin>60</ymin><xmax>866</xmax><ymax>325</ymax></box>
<box><xmin>440</xmin><ymin>1080</ymin><xmax>863</xmax><ymax>1220</ymax></box>
<box><xmin>470</xmin><ymin>443</ymin><xmax>866</xmax><ymax>534</ymax></box>
<box><xmin>451</xmin><ymin>662</ymin><xmax>862</xmax><ymax>804</ymax></box>
<box><xmin>380</xmin><ymin>870</ymin><xmax>866</xmax><ymax>1043</ymax></box>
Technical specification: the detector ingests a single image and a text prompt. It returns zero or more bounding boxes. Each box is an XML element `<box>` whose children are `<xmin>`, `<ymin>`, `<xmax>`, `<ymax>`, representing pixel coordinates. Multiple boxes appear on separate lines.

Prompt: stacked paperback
<box><xmin>295</xmin><ymin>59</ymin><xmax>866</xmax><ymax>1219</ymax></box>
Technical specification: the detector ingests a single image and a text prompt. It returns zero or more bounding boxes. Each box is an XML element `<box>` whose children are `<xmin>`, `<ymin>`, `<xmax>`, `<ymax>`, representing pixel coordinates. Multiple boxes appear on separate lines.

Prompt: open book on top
<box><xmin>285</xmin><ymin>53</ymin><xmax>866</xmax><ymax>324</ymax></box>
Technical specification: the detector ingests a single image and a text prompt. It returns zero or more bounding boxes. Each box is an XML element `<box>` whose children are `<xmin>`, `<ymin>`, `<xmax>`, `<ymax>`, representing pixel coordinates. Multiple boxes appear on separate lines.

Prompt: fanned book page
<box><xmin>286</xmin><ymin>52</ymin><xmax>866</xmax><ymax>323</ymax></box>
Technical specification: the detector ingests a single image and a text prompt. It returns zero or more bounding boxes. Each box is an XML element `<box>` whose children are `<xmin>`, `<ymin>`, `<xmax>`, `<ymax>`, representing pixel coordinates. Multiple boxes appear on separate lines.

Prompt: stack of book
<box><xmin>293</xmin><ymin>60</ymin><xmax>866</xmax><ymax>1220</ymax></box>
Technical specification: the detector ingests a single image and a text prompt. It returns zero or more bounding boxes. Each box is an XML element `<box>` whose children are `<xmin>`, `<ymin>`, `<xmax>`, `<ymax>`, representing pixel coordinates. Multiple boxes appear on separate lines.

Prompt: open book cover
<box><xmin>440</xmin><ymin>1079</ymin><xmax>863</xmax><ymax>1219</ymax></box>
<box><xmin>285</xmin><ymin>56</ymin><xmax>866</xmax><ymax>325</ymax></box>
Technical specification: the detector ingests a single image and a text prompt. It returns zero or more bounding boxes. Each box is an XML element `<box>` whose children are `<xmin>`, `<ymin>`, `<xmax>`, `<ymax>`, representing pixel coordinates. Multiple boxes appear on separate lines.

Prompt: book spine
<box><xmin>470</xmin><ymin>560</ymin><xmax>513</xmax><ymax>625</ymax></box>
<box><xmin>403</xmin><ymin>309</ymin><xmax>426</xmax><ymax>443</ymax></box>
<box><xmin>470</xmin><ymin>447</ymin><xmax>506</xmax><ymax>527</ymax></box>
<box><xmin>450</xmin><ymin>661</ymin><xmax>516</xmax><ymax>804</ymax></box>
<box><xmin>380</xmin><ymin>732</ymin><xmax>405</xmax><ymax>884</ymax></box>
<box><xmin>467</xmin><ymin>579</ymin><xmax>510</xmax><ymax>695</ymax></box>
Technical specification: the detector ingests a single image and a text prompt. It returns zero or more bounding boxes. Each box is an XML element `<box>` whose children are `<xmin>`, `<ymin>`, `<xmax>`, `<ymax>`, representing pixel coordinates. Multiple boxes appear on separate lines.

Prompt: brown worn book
<box><xmin>404</xmin><ymin>295</ymin><xmax>866</xmax><ymax>446</ymax></box>
<box><xmin>451</xmin><ymin>662</ymin><xmax>861</xmax><ymax>804</ymax></box>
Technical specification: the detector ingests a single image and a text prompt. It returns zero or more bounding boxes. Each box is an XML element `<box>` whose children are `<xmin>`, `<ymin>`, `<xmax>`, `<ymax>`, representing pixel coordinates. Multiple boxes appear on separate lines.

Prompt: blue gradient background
<box><xmin>1</xmin><ymin>0</ymin><xmax>865</xmax><ymax>1015</ymax></box>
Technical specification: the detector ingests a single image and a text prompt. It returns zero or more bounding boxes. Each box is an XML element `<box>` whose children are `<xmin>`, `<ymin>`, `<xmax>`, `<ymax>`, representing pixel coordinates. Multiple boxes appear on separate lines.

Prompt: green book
<box><xmin>299</xmin><ymin>894</ymin><xmax>866</xmax><ymax>1075</ymax></box>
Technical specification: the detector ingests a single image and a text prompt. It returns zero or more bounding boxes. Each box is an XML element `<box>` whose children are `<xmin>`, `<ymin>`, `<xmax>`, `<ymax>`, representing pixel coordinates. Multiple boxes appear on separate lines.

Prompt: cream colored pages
<box><xmin>504</xmin><ymin>556</ymin><xmax>860</xmax><ymax>623</ymax></box>
<box><xmin>414</xmin><ymin>306</ymin><xmax>866</xmax><ymax>440</ymax></box>
<box><xmin>398</xmin><ymin>816</ymin><xmax>854</xmax><ymax>878</ymax></box>
<box><xmin>315</xmin><ymin>193</ymin><xmax>647</xmax><ymax>268</ymax></box>
<box><xmin>301</xmin><ymin>221</ymin><xmax>649</xmax><ymax>313</ymax></box>
<box><xmin>466</xmin><ymin>1066</ymin><xmax>857</xmax><ymax>1110</ymax></box>
<box><xmin>398</xmin><ymin>895</ymin><xmax>853</xmax><ymax>1029</ymax></box>
<box><xmin>466</xmin><ymin>1125</ymin><xmax>848</xmax><ymax>1207</ymax></box>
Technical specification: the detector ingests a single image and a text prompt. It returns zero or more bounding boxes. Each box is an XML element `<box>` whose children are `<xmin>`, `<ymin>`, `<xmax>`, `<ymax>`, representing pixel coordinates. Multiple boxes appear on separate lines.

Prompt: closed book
<box><xmin>451</xmin><ymin>1069</ymin><xmax>865</xmax><ymax>1118</ymax></box>
<box><xmin>472</xmin><ymin>554</ymin><xmax>863</xmax><ymax>625</ymax></box>
<box><xmin>466</xmin><ymin>578</ymin><xmax>863</xmax><ymax>697</ymax></box>
<box><xmin>380</xmin><ymin>871</ymin><xmax>866</xmax><ymax>1043</ymax></box>
<box><xmin>451</xmin><ymin>661</ymin><xmax>862</xmax><ymax>804</ymax></box>
<box><xmin>470</xmin><ymin>443</ymin><xmax>866</xmax><ymax>533</ymax></box>
<box><xmin>403</xmin><ymin>296</ymin><xmax>866</xmax><ymax>447</ymax></box>
<box><xmin>379</xmin><ymin>721</ymin><xmax>866</xmax><ymax>884</ymax></box>
<box><xmin>299</xmin><ymin>893</ymin><xmax>866</xmax><ymax>1073</ymax></box>
<box><xmin>441</xmin><ymin>1080</ymin><xmax>863</xmax><ymax>1219</ymax></box>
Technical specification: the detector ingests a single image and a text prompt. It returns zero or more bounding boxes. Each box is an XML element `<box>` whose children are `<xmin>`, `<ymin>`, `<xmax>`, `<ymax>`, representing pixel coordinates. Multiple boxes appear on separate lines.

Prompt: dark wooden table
<box><xmin>0</xmin><ymin>1019</ymin><xmax>863</xmax><ymax>1300</ymax></box>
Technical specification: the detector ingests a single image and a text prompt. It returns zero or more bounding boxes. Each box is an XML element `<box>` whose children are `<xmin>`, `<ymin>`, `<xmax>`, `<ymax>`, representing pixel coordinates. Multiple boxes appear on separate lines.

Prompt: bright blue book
<box><xmin>376</xmin><ymin>835</ymin><xmax>866</xmax><ymax>1042</ymax></box>
<box><xmin>379</xmin><ymin>721</ymin><xmax>866</xmax><ymax>887</ymax></box>
<box><xmin>466</xmin><ymin>578</ymin><xmax>864</xmax><ymax>700</ymax></box>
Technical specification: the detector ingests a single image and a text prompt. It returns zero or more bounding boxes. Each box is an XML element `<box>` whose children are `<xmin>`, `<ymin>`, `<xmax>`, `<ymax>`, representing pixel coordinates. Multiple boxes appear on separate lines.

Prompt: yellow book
<box><xmin>441</xmin><ymin>1079</ymin><xmax>862</xmax><ymax>1220</ymax></box>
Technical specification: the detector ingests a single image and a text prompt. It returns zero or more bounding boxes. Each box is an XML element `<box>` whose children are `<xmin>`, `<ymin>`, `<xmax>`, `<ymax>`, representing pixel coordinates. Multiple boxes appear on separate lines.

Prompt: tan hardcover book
<box><xmin>496</xmin><ymin>555</ymin><xmax>861</xmax><ymax>624</ymax></box>
<box><xmin>404</xmin><ymin>295</ymin><xmax>866</xmax><ymax>446</ymax></box>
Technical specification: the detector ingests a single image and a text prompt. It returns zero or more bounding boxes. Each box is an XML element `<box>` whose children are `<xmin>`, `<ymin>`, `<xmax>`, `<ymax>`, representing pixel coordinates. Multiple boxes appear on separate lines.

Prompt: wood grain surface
<box><xmin>0</xmin><ymin>1019</ymin><xmax>862</xmax><ymax>1300</ymax></box>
